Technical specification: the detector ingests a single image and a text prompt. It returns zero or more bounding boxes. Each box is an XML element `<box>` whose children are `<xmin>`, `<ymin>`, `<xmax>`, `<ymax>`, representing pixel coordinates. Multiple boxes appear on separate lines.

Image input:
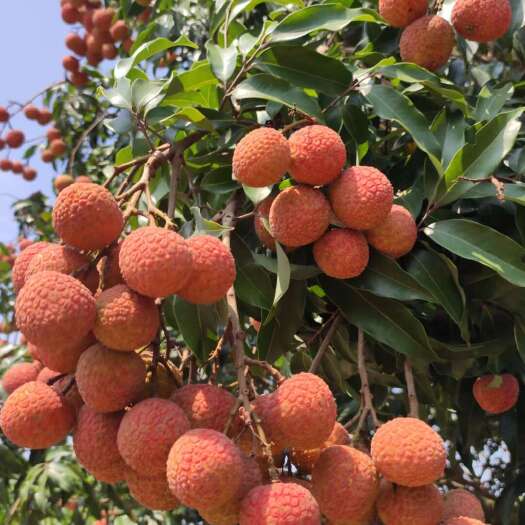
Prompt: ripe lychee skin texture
<box><xmin>329</xmin><ymin>166</ymin><xmax>393</xmax><ymax>230</ymax></box>
<box><xmin>371</xmin><ymin>417</ymin><xmax>446</xmax><ymax>487</ymax></box>
<box><xmin>88</xmin><ymin>460</ymin><xmax>128</xmax><ymax>485</ymax></box>
<box><xmin>0</xmin><ymin>381</ymin><xmax>74</xmax><ymax>449</ymax></box>
<box><xmin>37</xmin><ymin>367</ymin><xmax>61</xmax><ymax>384</ymax></box>
<box><xmin>269</xmin><ymin>186</ymin><xmax>331</xmax><ymax>247</ymax></box>
<box><xmin>166</xmin><ymin>428</ymin><xmax>243</xmax><ymax>510</ymax></box>
<box><xmin>442</xmin><ymin>489</ymin><xmax>485</xmax><ymax>522</ymax></box>
<box><xmin>312</xmin><ymin>445</ymin><xmax>379</xmax><ymax>522</ymax></box>
<box><xmin>314</xmin><ymin>229</ymin><xmax>369</xmax><ymax>279</ymax></box>
<box><xmin>171</xmin><ymin>383</ymin><xmax>237</xmax><ymax>432</ymax></box>
<box><xmin>378</xmin><ymin>483</ymin><xmax>444</xmax><ymax>525</ymax></box>
<box><xmin>233</xmin><ymin>127</ymin><xmax>291</xmax><ymax>187</ymax></box>
<box><xmin>117</xmin><ymin>398</ymin><xmax>190</xmax><ymax>476</ymax></box>
<box><xmin>126</xmin><ymin>469</ymin><xmax>180</xmax><ymax>511</ymax></box>
<box><xmin>254</xmin><ymin>196</ymin><xmax>276</xmax><ymax>250</ymax></box>
<box><xmin>16</xmin><ymin>271</ymin><xmax>96</xmax><ymax>350</ymax></box>
<box><xmin>1</xmin><ymin>362</ymin><xmax>42</xmax><ymax>394</ymax></box>
<box><xmin>239</xmin><ymin>482</ymin><xmax>321</xmax><ymax>525</ymax></box>
<box><xmin>473</xmin><ymin>374</ymin><xmax>519</xmax><ymax>414</ymax></box>
<box><xmin>12</xmin><ymin>241</ymin><xmax>49</xmax><ymax>293</ymax></box>
<box><xmin>379</xmin><ymin>0</ymin><xmax>428</xmax><ymax>28</ymax></box>
<box><xmin>400</xmin><ymin>16</ymin><xmax>455</xmax><ymax>71</ymax></box>
<box><xmin>75</xmin><ymin>344</ymin><xmax>146</xmax><ymax>413</ymax></box>
<box><xmin>52</xmin><ymin>183</ymin><xmax>124</xmax><ymax>251</ymax></box>
<box><xmin>177</xmin><ymin>235</ymin><xmax>237</xmax><ymax>305</ymax></box>
<box><xmin>452</xmin><ymin>0</ymin><xmax>511</xmax><ymax>42</ymax></box>
<box><xmin>93</xmin><ymin>285</ymin><xmax>160</xmax><ymax>351</ymax></box>
<box><xmin>119</xmin><ymin>227</ymin><xmax>193</xmax><ymax>298</ymax></box>
<box><xmin>289</xmin><ymin>125</ymin><xmax>347</xmax><ymax>186</ymax></box>
<box><xmin>443</xmin><ymin>518</ymin><xmax>486</xmax><ymax>525</ymax></box>
<box><xmin>250</xmin><ymin>394</ymin><xmax>288</xmax><ymax>454</ymax></box>
<box><xmin>366</xmin><ymin>204</ymin><xmax>417</xmax><ymax>258</ymax></box>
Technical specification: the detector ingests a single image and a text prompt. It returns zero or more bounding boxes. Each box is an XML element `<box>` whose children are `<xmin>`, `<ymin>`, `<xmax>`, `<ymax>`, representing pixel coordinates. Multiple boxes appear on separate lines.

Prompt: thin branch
<box><xmin>404</xmin><ymin>360</ymin><xmax>419</xmax><ymax>418</ymax></box>
<box><xmin>309</xmin><ymin>314</ymin><xmax>340</xmax><ymax>374</ymax></box>
<box><xmin>68</xmin><ymin>111</ymin><xmax>107</xmax><ymax>172</ymax></box>
<box><xmin>245</xmin><ymin>357</ymin><xmax>285</xmax><ymax>384</ymax></box>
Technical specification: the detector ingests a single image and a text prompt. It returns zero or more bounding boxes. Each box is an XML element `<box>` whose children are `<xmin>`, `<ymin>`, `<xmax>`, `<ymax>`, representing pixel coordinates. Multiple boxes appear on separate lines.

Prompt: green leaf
<box><xmin>432</xmin><ymin>109</ymin><xmax>466</xmax><ymax>169</ymax></box>
<box><xmin>190</xmin><ymin>207</ymin><xmax>232</xmax><ymax>236</ymax></box>
<box><xmin>462</xmin><ymin>181</ymin><xmax>525</xmax><ymax>206</ymax></box>
<box><xmin>243</xmin><ymin>185</ymin><xmax>272</xmax><ymax>204</ymax></box>
<box><xmin>207</xmin><ymin>43</ymin><xmax>238</xmax><ymax>83</ymax></box>
<box><xmin>425</xmin><ymin>219</ymin><xmax>525</xmax><ymax>287</ymax></box>
<box><xmin>131</xmin><ymin>79</ymin><xmax>166</xmax><ymax>114</ymax></box>
<box><xmin>515</xmin><ymin>317</ymin><xmax>525</xmax><ymax>365</ymax></box>
<box><xmin>253</xmin><ymin>254</ymin><xmax>321</xmax><ymax>280</ymax></box>
<box><xmin>273</xmin><ymin>242</ymin><xmax>291</xmax><ymax>305</ymax></box>
<box><xmin>474</xmin><ymin>83</ymin><xmax>514</xmax><ymax>121</ymax></box>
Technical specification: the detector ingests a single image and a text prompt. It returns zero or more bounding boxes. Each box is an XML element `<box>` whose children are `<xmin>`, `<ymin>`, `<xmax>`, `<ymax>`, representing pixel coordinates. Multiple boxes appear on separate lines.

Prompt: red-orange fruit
<box><xmin>0</xmin><ymin>159</ymin><xmax>12</xmax><ymax>171</ymax></box>
<box><xmin>36</xmin><ymin>367</ymin><xmax>61</xmax><ymax>384</ymax></box>
<box><xmin>119</xmin><ymin>226</ymin><xmax>192</xmax><ymax>298</ymax></box>
<box><xmin>76</xmin><ymin>344</ymin><xmax>146</xmax><ymax>412</ymax></box>
<box><xmin>89</xmin><ymin>460</ymin><xmax>127</xmax><ymax>484</ymax></box>
<box><xmin>54</xmin><ymin>174</ymin><xmax>74</xmax><ymax>192</ymax></box>
<box><xmin>87</xmin><ymin>51</ymin><xmax>103</xmax><ymax>67</ymax></box>
<box><xmin>46</xmin><ymin>127</ymin><xmax>62</xmax><ymax>142</ymax></box>
<box><xmin>379</xmin><ymin>0</ymin><xmax>428</xmax><ymax>28</ymax></box>
<box><xmin>0</xmin><ymin>138</ymin><xmax>5</xmax><ymax>150</ymax></box>
<box><xmin>6</xmin><ymin>130</ymin><xmax>25</xmax><ymax>148</ymax></box>
<box><xmin>117</xmin><ymin>398</ymin><xmax>190</xmax><ymax>475</ymax></box>
<box><xmin>366</xmin><ymin>204</ymin><xmax>417</xmax><ymax>258</ymax></box>
<box><xmin>254</xmin><ymin>196</ymin><xmax>276</xmax><ymax>250</ymax></box>
<box><xmin>62</xmin><ymin>3</ymin><xmax>81</xmax><ymax>23</ymax></box>
<box><xmin>312</xmin><ymin>445</ymin><xmax>379</xmax><ymax>523</ymax></box>
<box><xmin>0</xmin><ymin>106</ymin><xmax>9</xmax><ymax>122</ymax></box>
<box><xmin>50</xmin><ymin>139</ymin><xmax>67</xmax><ymax>157</ymax></box>
<box><xmin>239</xmin><ymin>482</ymin><xmax>321</xmax><ymax>525</ymax></box>
<box><xmin>92</xmin><ymin>7</ymin><xmax>115</xmax><ymax>30</ymax></box>
<box><xmin>99</xmin><ymin>242</ymin><xmax>123</xmax><ymax>288</ymax></box>
<box><xmin>452</xmin><ymin>0</ymin><xmax>511</xmax><ymax>42</ymax></box>
<box><xmin>18</xmin><ymin>238</ymin><xmax>33</xmax><ymax>251</ymax></box>
<box><xmin>12</xmin><ymin>241</ymin><xmax>50</xmax><ymax>293</ymax></box>
<box><xmin>232</xmin><ymin>127</ymin><xmax>291</xmax><ymax>187</ymax></box>
<box><xmin>288</xmin><ymin>125</ymin><xmax>347</xmax><ymax>186</ymax></box>
<box><xmin>269</xmin><ymin>185</ymin><xmax>331</xmax><ymax>247</ymax></box>
<box><xmin>27</xmin><ymin>342</ymin><xmax>41</xmax><ymax>361</ymax></box>
<box><xmin>76</xmin><ymin>175</ymin><xmax>93</xmax><ymax>183</ymax></box>
<box><xmin>51</xmin><ymin>375</ymin><xmax>84</xmax><ymax>413</ymax></box>
<box><xmin>11</xmin><ymin>161</ymin><xmax>23</xmax><ymax>174</ymax></box>
<box><xmin>23</xmin><ymin>167</ymin><xmax>37</xmax><ymax>181</ymax></box>
<box><xmin>443</xmin><ymin>518</ymin><xmax>486</xmax><ymax>525</ymax></box>
<box><xmin>53</xmin><ymin>182</ymin><xmax>124</xmax><ymax>251</ymax></box>
<box><xmin>0</xmin><ymin>381</ymin><xmax>75</xmax><ymax>449</ymax></box>
<box><xmin>377</xmin><ymin>483</ymin><xmax>444</xmax><ymax>525</ymax></box>
<box><xmin>16</xmin><ymin>271</ymin><xmax>96</xmax><ymax>350</ymax></box>
<box><xmin>442</xmin><ymin>489</ymin><xmax>485</xmax><ymax>522</ymax></box>
<box><xmin>37</xmin><ymin>109</ymin><xmax>53</xmax><ymax>126</ymax></box>
<box><xmin>63</xmin><ymin>55</ymin><xmax>80</xmax><ymax>72</ymax></box>
<box><xmin>93</xmin><ymin>284</ymin><xmax>159</xmax><ymax>351</ymax></box>
<box><xmin>122</xmin><ymin>37</ymin><xmax>134</xmax><ymax>53</ymax></box>
<box><xmin>314</xmin><ymin>229</ymin><xmax>369</xmax><ymax>279</ymax></box>
<box><xmin>41</xmin><ymin>149</ymin><xmax>55</xmax><ymax>163</ymax></box>
<box><xmin>65</xmin><ymin>33</ymin><xmax>87</xmax><ymax>56</ymax></box>
<box><xmin>24</xmin><ymin>104</ymin><xmax>40</xmax><ymax>120</ymax></box>
<box><xmin>329</xmin><ymin>166</ymin><xmax>393</xmax><ymax>230</ymax></box>
<box><xmin>70</xmin><ymin>71</ymin><xmax>89</xmax><ymax>87</ymax></box>
<box><xmin>126</xmin><ymin>470</ymin><xmax>180</xmax><ymax>511</ymax></box>
<box><xmin>166</xmin><ymin>428</ymin><xmax>243</xmax><ymax>510</ymax></box>
<box><xmin>371</xmin><ymin>417</ymin><xmax>446</xmax><ymax>487</ymax></box>
<box><xmin>400</xmin><ymin>16</ymin><xmax>455</xmax><ymax>71</ymax></box>
<box><xmin>473</xmin><ymin>374</ymin><xmax>519</xmax><ymax>414</ymax></box>
<box><xmin>110</xmin><ymin>20</ymin><xmax>130</xmax><ymax>41</ymax></box>
<box><xmin>177</xmin><ymin>235</ymin><xmax>236</xmax><ymax>305</ymax></box>
<box><xmin>101</xmin><ymin>43</ymin><xmax>117</xmax><ymax>60</ymax></box>
<box><xmin>86</xmin><ymin>33</ymin><xmax>102</xmax><ymax>53</ymax></box>
<box><xmin>1</xmin><ymin>362</ymin><xmax>42</xmax><ymax>394</ymax></box>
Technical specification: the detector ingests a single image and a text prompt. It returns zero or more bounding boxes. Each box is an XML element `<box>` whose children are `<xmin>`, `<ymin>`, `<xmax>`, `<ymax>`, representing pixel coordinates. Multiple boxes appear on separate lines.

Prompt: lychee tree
<box><xmin>1</xmin><ymin>0</ymin><xmax>525</xmax><ymax>524</ymax></box>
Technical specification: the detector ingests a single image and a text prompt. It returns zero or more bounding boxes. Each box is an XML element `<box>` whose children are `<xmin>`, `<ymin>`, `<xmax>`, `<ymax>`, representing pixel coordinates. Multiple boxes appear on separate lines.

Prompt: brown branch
<box><xmin>68</xmin><ymin>111</ymin><xmax>107</xmax><ymax>172</ymax></box>
<box><xmin>280</xmin><ymin>118</ymin><xmax>316</xmax><ymax>135</ymax></box>
<box><xmin>404</xmin><ymin>360</ymin><xmax>419</xmax><ymax>418</ymax></box>
<box><xmin>309</xmin><ymin>314</ymin><xmax>340</xmax><ymax>374</ymax></box>
<box><xmin>244</xmin><ymin>357</ymin><xmax>285</xmax><ymax>384</ymax></box>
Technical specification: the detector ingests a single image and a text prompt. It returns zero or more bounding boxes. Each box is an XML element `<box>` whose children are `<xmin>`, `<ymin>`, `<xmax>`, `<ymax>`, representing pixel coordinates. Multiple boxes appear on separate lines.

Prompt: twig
<box><xmin>404</xmin><ymin>360</ymin><xmax>419</xmax><ymax>418</ymax></box>
<box><xmin>244</xmin><ymin>357</ymin><xmax>285</xmax><ymax>384</ymax></box>
<box><xmin>309</xmin><ymin>314</ymin><xmax>340</xmax><ymax>374</ymax></box>
<box><xmin>281</xmin><ymin>118</ymin><xmax>315</xmax><ymax>135</ymax></box>
<box><xmin>68</xmin><ymin>111</ymin><xmax>107</xmax><ymax>172</ymax></box>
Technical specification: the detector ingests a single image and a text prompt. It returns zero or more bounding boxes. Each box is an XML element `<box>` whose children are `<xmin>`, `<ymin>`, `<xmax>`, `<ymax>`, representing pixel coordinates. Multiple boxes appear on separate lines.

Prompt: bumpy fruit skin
<box><xmin>400</xmin><ymin>16</ymin><xmax>455</xmax><ymax>71</ymax></box>
<box><xmin>171</xmin><ymin>383</ymin><xmax>237</xmax><ymax>432</ymax></box>
<box><xmin>166</xmin><ymin>428</ymin><xmax>243</xmax><ymax>510</ymax></box>
<box><xmin>452</xmin><ymin>0</ymin><xmax>511</xmax><ymax>42</ymax></box>
<box><xmin>442</xmin><ymin>489</ymin><xmax>485</xmax><ymax>522</ymax></box>
<box><xmin>12</xmin><ymin>241</ymin><xmax>49</xmax><ymax>293</ymax></box>
<box><xmin>379</xmin><ymin>0</ymin><xmax>428</xmax><ymax>28</ymax></box>
<box><xmin>314</xmin><ymin>229</ymin><xmax>369</xmax><ymax>279</ymax></box>
<box><xmin>371</xmin><ymin>417</ymin><xmax>446</xmax><ymax>487</ymax></box>
<box><xmin>99</xmin><ymin>241</ymin><xmax>123</xmax><ymax>288</ymax></box>
<box><xmin>254</xmin><ymin>196</ymin><xmax>276</xmax><ymax>250</ymax></box>
<box><xmin>329</xmin><ymin>166</ymin><xmax>393</xmax><ymax>230</ymax></box>
<box><xmin>117</xmin><ymin>398</ymin><xmax>190</xmax><ymax>475</ymax></box>
<box><xmin>37</xmin><ymin>367</ymin><xmax>61</xmax><ymax>384</ymax></box>
<box><xmin>312</xmin><ymin>445</ymin><xmax>379</xmax><ymax>522</ymax></box>
<box><xmin>377</xmin><ymin>483</ymin><xmax>444</xmax><ymax>525</ymax></box>
<box><xmin>0</xmin><ymin>381</ymin><xmax>74</xmax><ymax>449</ymax></box>
<box><xmin>119</xmin><ymin>227</ymin><xmax>192</xmax><ymax>298</ymax></box>
<box><xmin>239</xmin><ymin>482</ymin><xmax>321</xmax><ymax>525</ymax></box>
<box><xmin>126</xmin><ymin>469</ymin><xmax>180</xmax><ymax>511</ymax></box>
<box><xmin>1</xmin><ymin>362</ymin><xmax>42</xmax><ymax>394</ymax></box>
<box><xmin>269</xmin><ymin>186</ymin><xmax>331</xmax><ymax>247</ymax></box>
<box><xmin>443</xmin><ymin>518</ymin><xmax>486</xmax><ymax>525</ymax></box>
<box><xmin>93</xmin><ymin>285</ymin><xmax>160</xmax><ymax>351</ymax></box>
<box><xmin>89</xmin><ymin>460</ymin><xmax>128</xmax><ymax>484</ymax></box>
<box><xmin>232</xmin><ymin>128</ymin><xmax>291</xmax><ymax>187</ymax></box>
<box><xmin>75</xmin><ymin>344</ymin><xmax>146</xmax><ymax>412</ymax></box>
<box><xmin>473</xmin><ymin>374</ymin><xmax>519</xmax><ymax>414</ymax></box>
<box><xmin>366</xmin><ymin>204</ymin><xmax>417</xmax><ymax>258</ymax></box>
<box><xmin>177</xmin><ymin>235</ymin><xmax>236</xmax><ymax>305</ymax></box>
<box><xmin>288</xmin><ymin>125</ymin><xmax>347</xmax><ymax>186</ymax></box>
<box><xmin>52</xmin><ymin>183</ymin><xmax>124</xmax><ymax>251</ymax></box>
<box><xmin>16</xmin><ymin>271</ymin><xmax>96</xmax><ymax>350</ymax></box>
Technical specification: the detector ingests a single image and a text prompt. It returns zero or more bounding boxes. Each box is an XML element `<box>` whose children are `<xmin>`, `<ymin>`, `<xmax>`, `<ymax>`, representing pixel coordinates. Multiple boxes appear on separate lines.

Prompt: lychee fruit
<box><xmin>0</xmin><ymin>159</ymin><xmax>12</xmax><ymax>171</ymax></box>
<box><xmin>76</xmin><ymin>175</ymin><xmax>93</xmax><ymax>183</ymax></box>
<box><xmin>366</xmin><ymin>204</ymin><xmax>417</xmax><ymax>258</ymax></box>
<box><xmin>53</xmin><ymin>183</ymin><xmax>123</xmax><ymax>251</ymax></box>
<box><xmin>269</xmin><ymin>185</ymin><xmax>331</xmax><ymax>247</ymax></box>
<box><xmin>314</xmin><ymin>228</ymin><xmax>369</xmax><ymax>279</ymax></box>
<box><xmin>1</xmin><ymin>361</ymin><xmax>42</xmax><ymax>394</ymax></box>
<box><xmin>54</xmin><ymin>174</ymin><xmax>75</xmax><ymax>192</ymax></box>
<box><xmin>254</xmin><ymin>196</ymin><xmax>276</xmax><ymax>250</ymax></box>
<box><xmin>110</xmin><ymin>20</ymin><xmax>130</xmax><ymax>42</ymax></box>
<box><xmin>93</xmin><ymin>7</ymin><xmax>115</xmax><ymax>31</ymax></box>
<box><xmin>41</xmin><ymin>149</ymin><xmax>55</xmax><ymax>163</ymax></box>
<box><xmin>50</xmin><ymin>139</ymin><xmax>67</xmax><ymax>157</ymax></box>
<box><xmin>288</xmin><ymin>125</ymin><xmax>347</xmax><ymax>186</ymax></box>
<box><xmin>442</xmin><ymin>489</ymin><xmax>485</xmax><ymax>522</ymax></box>
<box><xmin>11</xmin><ymin>161</ymin><xmax>23</xmax><ymax>174</ymax></box>
<box><xmin>443</xmin><ymin>518</ymin><xmax>486</xmax><ymax>525</ymax></box>
<box><xmin>75</xmin><ymin>344</ymin><xmax>146</xmax><ymax>412</ymax></box>
<box><xmin>473</xmin><ymin>374</ymin><xmax>519</xmax><ymax>414</ymax></box>
<box><xmin>70</xmin><ymin>71</ymin><xmax>89</xmax><ymax>87</ymax></box>
<box><xmin>6</xmin><ymin>130</ymin><xmax>25</xmax><ymax>148</ymax></box>
<box><xmin>65</xmin><ymin>33</ymin><xmax>87</xmax><ymax>56</ymax></box>
<box><xmin>0</xmin><ymin>381</ymin><xmax>75</xmax><ymax>449</ymax></box>
<box><xmin>23</xmin><ymin>167</ymin><xmax>37</xmax><ymax>181</ymax></box>
<box><xmin>88</xmin><ymin>459</ymin><xmax>128</xmax><ymax>484</ymax></box>
<box><xmin>452</xmin><ymin>0</ymin><xmax>511</xmax><ymax>42</ymax></box>
<box><xmin>47</xmin><ymin>127</ymin><xmax>62</xmax><ymax>142</ymax></box>
<box><xmin>232</xmin><ymin>127</ymin><xmax>291</xmax><ymax>187</ymax></box>
<box><xmin>0</xmin><ymin>106</ymin><xmax>9</xmax><ymax>122</ymax></box>
<box><xmin>24</xmin><ymin>104</ymin><xmax>41</xmax><ymax>120</ymax></box>
<box><xmin>93</xmin><ymin>284</ymin><xmax>160</xmax><ymax>351</ymax></box>
<box><xmin>62</xmin><ymin>3</ymin><xmax>81</xmax><ymax>24</ymax></box>
<box><xmin>12</xmin><ymin>241</ymin><xmax>50</xmax><ymax>293</ymax></box>
<box><xmin>400</xmin><ymin>15</ymin><xmax>455</xmax><ymax>71</ymax></box>
<box><xmin>177</xmin><ymin>235</ymin><xmax>236</xmax><ymax>305</ymax></box>
<box><xmin>379</xmin><ymin>0</ymin><xmax>428</xmax><ymax>28</ymax></box>
<box><xmin>101</xmin><ymin>43</ymin><xmax>117</xmax><ymax>60</ymax></box>
<box><xmin>119</xmin><ymin>226</ymin><xmax>193</xmax><ymax>298</ymax></box>
<box><xmin>16</xmin><ymin>271</ymin><xmax>96</xmax><ymax>350</ymax></box>
<box><xmin>329</xmin><ymin>166</ymin><xmax>393</xmax><ymax>230</ymax></box>
<box><xmin>239</xmin><ymin>482</ymin><xmax>321</xmax><ymax>525</ymax></box>
<box><xmin>371</xmin><ymin>417</ymin><xmax>446</xmax><ymax>487</ymax></box>
<box><xmin>117</xmin><ymin>398</ymin><xmax>190</xmax><ymax>476</ymax></box>
<box><xmin>36</xmin><ymin>366</ymin><xmax>61</xmax><ymax>384</ymax></box>
<box><xmin>99</xmin><ymin>241</ymin><xmax>123</xmax><ymax>288</ymax></box>
<box><xmin>125</xmin><ymin>469</ymin><xmax>180</xmax><ymax>511</ymax></box>
<box><xmin>63</xmin><ymin>55</ymin><xmax>80</xmax><ymax>72</ymax></box>
<box><xmin>37</xmin><ymin>109</ymin><xmax>53</xmax><ymax>126</ymax></box>
<box><xmin>166</xmin><ymin>428</ymin><xmax>243</xmax><ymax>510</ymax></box>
